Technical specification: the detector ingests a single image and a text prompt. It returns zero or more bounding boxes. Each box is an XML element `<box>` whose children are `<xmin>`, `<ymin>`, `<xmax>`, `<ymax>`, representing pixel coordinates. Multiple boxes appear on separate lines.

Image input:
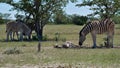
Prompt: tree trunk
<box><xmin>35</xmin><ymin>21</ymin><xmax>43</xmax><ymax>41</ymax></box>
<box><xmin>39</xmin><ymin>27</ymin><xmax>43</xmax><ymax>41</ymax></box>
<box><xmin>34</xmin><ymin>0</ymin><xmax>43</xmax><ymax>41</ymax></box>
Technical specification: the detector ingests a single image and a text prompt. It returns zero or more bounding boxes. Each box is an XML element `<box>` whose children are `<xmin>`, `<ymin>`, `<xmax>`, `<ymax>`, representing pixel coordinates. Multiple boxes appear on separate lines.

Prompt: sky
<box><xmin>64</xmin><ymin>1</ymin><xmax>93</xmax><ymax>15</ymax></box>
<box><xmin>0</xmin><ymin>0</ymin><xmax>93</xmax><ymax>20</ymax></box>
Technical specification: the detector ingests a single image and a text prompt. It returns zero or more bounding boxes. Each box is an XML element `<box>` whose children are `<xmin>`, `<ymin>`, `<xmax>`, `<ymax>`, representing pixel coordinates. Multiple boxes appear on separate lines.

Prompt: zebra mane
<box><xmin>79</xmin><ymin>19</ymin><xmax>100</xmax><ymax>36</ymax></box>
<box><xmin>79</xmin><ymin>21</ymin><xmax>92</xmax><ymax>36</ymax></box>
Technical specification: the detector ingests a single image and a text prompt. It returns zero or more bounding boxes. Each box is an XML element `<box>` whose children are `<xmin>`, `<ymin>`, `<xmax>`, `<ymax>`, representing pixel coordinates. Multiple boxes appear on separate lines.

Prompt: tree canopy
<box><xmin>76</xmin><ymin>0</ymin><xmax>120</xmax><ymax>18</ymax></box>
<box><xmin>0</xmin><ymin>0</ymin><xmax>77</xmax><ymax>40</ymax></box>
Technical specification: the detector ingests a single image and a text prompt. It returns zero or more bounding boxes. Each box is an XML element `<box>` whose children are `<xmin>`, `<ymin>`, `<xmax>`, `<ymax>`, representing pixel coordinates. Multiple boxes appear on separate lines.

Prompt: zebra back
<box><xmin>80</xmin><ymin>18</ymin><xmax>115</xmax><ymax>36</ymax></box>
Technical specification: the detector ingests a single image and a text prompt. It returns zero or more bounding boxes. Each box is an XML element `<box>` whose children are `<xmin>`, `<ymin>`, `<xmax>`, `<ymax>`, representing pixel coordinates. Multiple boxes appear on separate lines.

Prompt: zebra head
<box><xmin>79</xmin><ymin>32</ymin><xmax>86</xmax><ymax>46</ymax></box>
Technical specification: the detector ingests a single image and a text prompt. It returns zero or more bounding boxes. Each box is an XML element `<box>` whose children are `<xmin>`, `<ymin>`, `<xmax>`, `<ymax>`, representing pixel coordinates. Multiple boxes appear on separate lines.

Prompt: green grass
<box><xmin>0</xmin><ymin>24</ymin><xmax>120</xmax><ymax>68</ymax></box>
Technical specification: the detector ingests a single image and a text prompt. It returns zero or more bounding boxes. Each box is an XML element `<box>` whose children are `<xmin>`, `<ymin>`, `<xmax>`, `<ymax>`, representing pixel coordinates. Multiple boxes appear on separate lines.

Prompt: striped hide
<box><xmin>6</xmin><ymin>21</ymin><xmax>31</xmax><ymax>41</ymax></box>
<box><xmin>79</xmin><ymin>18</ymin><xmax>115</xmax><ymax>48</ymax></box>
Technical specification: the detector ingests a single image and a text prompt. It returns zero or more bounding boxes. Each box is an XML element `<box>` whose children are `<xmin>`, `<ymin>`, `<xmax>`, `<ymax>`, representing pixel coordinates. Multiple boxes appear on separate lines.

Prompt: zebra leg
<box><xmin>28</xmin><ymin>32</ymin><xmax>32</xmax><ymax>41</ymax></box>
<box><xmin>107</xmin><ymin>23</ymin><xmax>114</xmax><ymax>48</ymax></box>
<box><xmin>107</xmin><ymin>33</ymin><xmax>114</xmax><ymax>48</ymax></box>
<box><xmin>109</xmin><ymin>34</ymin><xmax>114</xmax><ymax>48</ymax></box>
<box><xmin>106</xmin><ymin>35</ymin><xmax>110</xmax><ymax>48</ymax></box>
<box><xmin>28</xmin><ymin>35</ymin><xmax>31</xmax><ymax>41</ymax></box>
<box><xmin>16</xmin><ymin>31</ymin><xmax>19</xmax><ymax>40</ymax></box>
<box><xmin>6</xmin><ymin>28</ymin><xmax>12</xmax><ymax>41</ymax></box>
<box><xmin>19</xmin><ymin>31</ymin><xmax>23</xmax><ymax>41</ymax></box>
<box><xmin>12</xmin><ymin>32</ymin><xmax>15</xmax><ymax>40</ymax></box>
<box><xmin>20</xmin><ymin>34</ymin><xmax>23</xmax><ymax>41</ymax></box>
<box><xmin>6</xmin><ymin>31</ymin><xmax>10</xmax><ymax>41</ymax></box>
<box><xmin>6</xmin><ymin>31</ymin><xmax>12</xmax><ymax>41</ymax></box>
<box><xmin>91</xmin><ymin>32</ymin><xmax>97</xmax><ymax>48</ymax></box>
<box><xmin>110</xmin><ymin>35</ymin><xmax>114</xmax><ymax>48</ymax></box>
<box><xmin>10</xmin><ymin>31</ymin><xmax>13</xmax><ymax>41</ymax></box>
<box><xmin>110</xmin><ymin>30</ymin><xmax>114</xmax><ymax>48</ymax></box>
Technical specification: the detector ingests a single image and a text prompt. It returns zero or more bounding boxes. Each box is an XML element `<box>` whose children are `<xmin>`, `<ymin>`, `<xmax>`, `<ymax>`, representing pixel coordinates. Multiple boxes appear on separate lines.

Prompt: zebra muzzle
<box><xmin>79</xmin><ymin>42</ymin><xmax>82</xmax><ymax>46</ymax></box>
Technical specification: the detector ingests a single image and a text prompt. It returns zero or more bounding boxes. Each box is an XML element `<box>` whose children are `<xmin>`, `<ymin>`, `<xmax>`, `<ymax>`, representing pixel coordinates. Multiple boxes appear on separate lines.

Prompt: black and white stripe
<box><xmin>80</xmin><ymin>18</ymin><xmax>114</xmax><ymax>35</ymax></box>
<box><xmin>79</xmin><ymin>18</ymin><xmax>115</xmax><ymax>48</ymax></box>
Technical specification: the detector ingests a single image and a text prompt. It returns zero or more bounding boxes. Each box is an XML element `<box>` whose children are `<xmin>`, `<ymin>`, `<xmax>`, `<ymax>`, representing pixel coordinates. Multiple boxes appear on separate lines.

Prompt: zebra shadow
<box><xmin>79</xmin><ymin>45</ymin><xmax>120</xmax><ymax>49</ymax></box>
<box><xmin>0</xmin><ymin>39</ymin><xmax>32</xmax><ymax>42</ymax></box>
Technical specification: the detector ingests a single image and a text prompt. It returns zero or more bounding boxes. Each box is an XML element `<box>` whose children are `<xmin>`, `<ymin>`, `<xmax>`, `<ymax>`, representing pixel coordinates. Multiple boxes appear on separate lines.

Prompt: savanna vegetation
<box><xmin>0</xmin><ymin>0</ymin><xmax>120</xmax><ymax>68</ymax></box>
<box><xmin>0</xmin><ymin>24</ymin><xmax>120</xmax><ymax>67</ymax></box>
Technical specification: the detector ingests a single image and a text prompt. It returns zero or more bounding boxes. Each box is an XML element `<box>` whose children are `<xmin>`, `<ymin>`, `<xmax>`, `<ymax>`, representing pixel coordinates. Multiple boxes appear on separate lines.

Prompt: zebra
<box><xmin>6</xmin><ymin>21</ymin><xmax>31</xmax><ymax>41</ymax></box>
<box><xmin>79</xmin><ymin>18</ymin><xmax>115</xmax><ymax>48</ymax></box>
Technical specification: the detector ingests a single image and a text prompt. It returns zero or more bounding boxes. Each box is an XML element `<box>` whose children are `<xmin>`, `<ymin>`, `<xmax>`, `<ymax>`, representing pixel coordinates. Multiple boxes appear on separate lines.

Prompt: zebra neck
<box><xmin>82</xmin><ymin>30</ymin><xmax>89</xmax><ymax>36</ymax></box>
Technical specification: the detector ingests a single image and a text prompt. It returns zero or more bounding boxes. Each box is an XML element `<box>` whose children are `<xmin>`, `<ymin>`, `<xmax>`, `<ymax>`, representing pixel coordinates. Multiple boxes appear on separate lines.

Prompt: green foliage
<box><xmin>53</xmin><ymin>11</ymin><xmax>72</xmax><ymax>24</ymax></box>
<box><xmin>32</xmin><ymin>34</ymin><xmax>49</xmax><ymax>41</ymax></box>
<box><xmin>2</xmin><ymin>13</ymin><xmax>11</xmax><ymax>19</ymax></box>
<box><xmin>42</xmin><ymin>34</ymin><xmax>49</xmax><ymax>41</ymax></box>
<box><xmin>0</xmin><ymin>24</ymin><xmax>120</xmax><ymax>67</ymax></box>
<box><xmin>72</xmin><ymin>15</ymin><xmax>88</xmax><ymax>25</ymax></box>
<box><xmin>61</xmin><ymin>37</ymin><xmax>67</xmax><ymax>42</ymax></box>
<box><xmin>76</xmin><ymin>0</ymin><xmax>120</xmax><ymax>18</ymax></box>
<box><xmin>54</xmin><ymin>32</ymin><xmax>60</xmax><ymax>41</ymax></box>
<box><xmin>0</xmin><ymin>18</ymin><xmax>10</xmax><ymax>24</ymax></box>
<box><xmin>32</xmin><ymin>35</ymin><xmax>38</xmax><ymax>41</ymax></box>
<box><xmin>1</xmin><ymin>0</ymin><xmax>77</xmax><ymax>40</ymax></box>
<box><xmin>53</xmin><ymin>14</ymin><xmax>88</xmax><ymax>25</ymax></box>
<box><xmin>0</xmin><ymin>0</ymin><xmax>12</xmax><ymax>3</ymax></box>
<box><xmin>112</xmin><ymin>15</ymin><xmax>120</xmax><ymax>24</ymax></box>
<box><xmin>54</xmin><ymin>32</ymin><xmax>66</xmax><ymax>42</ymax></box>
<box><xmin>15</xmin><ymin>14</ymin><xmax>25</xmax><ymax>20</ymax></box>
<box><xmin>0</xmin><ymin>13</ymin><xmax>11</xmax><ymax>24</ymax></box>
<box><xmin>0</xmin><ymin>18</ymin><xmax>4</xmax><ymax>24</ymax></box>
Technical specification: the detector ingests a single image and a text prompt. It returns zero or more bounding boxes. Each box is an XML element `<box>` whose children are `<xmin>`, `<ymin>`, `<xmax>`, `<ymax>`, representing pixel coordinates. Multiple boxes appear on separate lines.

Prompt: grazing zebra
<box><xmin>11</xmin><ymin>21</ymin><xmax>35</xmax><ymax>40</ymax></box>
<box><xmin>26</xmin><ymin>22</ymin><xmax>36</xmax><ymax>34</ymax></box>
<box><xmin>79</xmin><ymin>18</ymin><xmax>115</xmax><ymax>48</ymax></box>
<box><xmin>6</xmin><ymin>21</ymin><xmax>31</xmax><ymax>41</ymax></box>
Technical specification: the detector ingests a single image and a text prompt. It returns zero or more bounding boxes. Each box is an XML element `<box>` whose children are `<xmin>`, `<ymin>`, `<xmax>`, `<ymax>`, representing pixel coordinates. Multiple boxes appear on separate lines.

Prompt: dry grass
<box><xmin>0</xmin><ymin>24</ymin><xmax>120</xmax><ymax>68</ymax></box>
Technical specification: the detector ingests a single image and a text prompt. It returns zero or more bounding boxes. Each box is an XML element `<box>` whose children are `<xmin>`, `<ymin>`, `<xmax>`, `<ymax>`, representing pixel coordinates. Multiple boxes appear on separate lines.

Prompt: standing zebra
<box><xmin>79</xmin><ymin>18</ymin><xmax>115</xmax><ymax>48</ymax></box>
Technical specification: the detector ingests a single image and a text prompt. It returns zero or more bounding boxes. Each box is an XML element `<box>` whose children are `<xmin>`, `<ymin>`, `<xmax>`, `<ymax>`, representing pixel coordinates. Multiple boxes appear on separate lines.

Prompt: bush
<box><xmin>54</xmin><ymin>32</ymin><xmax>66</xmax><ymax>42</ymax></box>
<box><xmin>72</xmin><ymin>15</ymin><xmax>88</xmax><ymax>25</ymax></box>
<box><xmin>54</xmin><ymin>32</ymin><xmax>60</xmax><ymax>41</ymax></box>
<box><xmin>0</xmin><ymin>18</ymin><xmax>5</xmax><ymax>24</ymax></box>
<box><xmin>32</xmin><ymin>35</ymin><xmax>38</xmax><ymax>41</ymax></box>
<box><xmin>61</xmin><ymin>37</ymin><xmax>66</xmax><ymax>42</ymax></box>
<box><xmin>42</xmin><ymin>34</ymin><xmax>48</xmax><ymax>41</ymax></box>
<box><xmin>112</xmin><ymin>16</ymin><xmax>120</xmax><ymax>24</ymax></box>
<box><xmin>32</xmin><ymin>34</ymin><xmax>49</xmax><ymax>41</ymax></box>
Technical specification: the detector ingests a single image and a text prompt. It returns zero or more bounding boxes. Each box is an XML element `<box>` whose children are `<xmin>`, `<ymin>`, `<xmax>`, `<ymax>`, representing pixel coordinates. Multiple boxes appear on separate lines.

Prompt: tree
<box><xmin>76</xmin><ymin>0</ymin><xmax>120</xmax><ymax>18</ymax></box>
<box><xmin>112</xmin><ymin>15</ymin><xmax>120</xmax><ymax>24</ymax></box>
<box><xmin>0</xmin><ymin>13</ymin><xmax>4</xmax><ymax>24</ymax></box>
<box><xmin>0</xmin><ymin>13</ymin><xmax>11</xmax><ymax>20</ymax></box>
<box><xmin>0</xmin><ymin>0</ymin><xmax>77</xmax><ymax>41</ymax></box>
<box><xmin>0</xmin><ymin>13</ymin><xmax>11</xmax><ymax>24</ymax></box>
<box><xmin>53</xmin><ymin>10</ymin><xmax>72</xmax><ymax>24</ymax></box>
<box><xmin>2</xmin><ymin>13</ymin><xmax>11</xmax><ymax>20</ymax></box>
<box><xmin>71</xmin><ymin>14</ymin><xmax>88</xmax><ymax>25</ymax></box>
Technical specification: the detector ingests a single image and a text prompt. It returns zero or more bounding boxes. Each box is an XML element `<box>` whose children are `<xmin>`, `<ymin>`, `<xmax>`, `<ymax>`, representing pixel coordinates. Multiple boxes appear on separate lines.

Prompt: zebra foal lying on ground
<box><xmin>79</xmin><ymin>18</ymin><xmax>115</xmax><ymax>48</ymax></box>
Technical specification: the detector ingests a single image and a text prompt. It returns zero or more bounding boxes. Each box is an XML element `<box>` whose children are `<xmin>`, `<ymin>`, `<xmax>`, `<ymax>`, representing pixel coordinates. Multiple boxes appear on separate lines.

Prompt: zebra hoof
<box><xmin>6</xmin><ymin>40</ymin><xmax>8</xmax><ymax>42</ymax></box>
<box><xmin>111</xmin><ymin>45</ymin><xmax>113</xmax><ymax>48</ymax></box>
<box><xmin>92</xmin><ymin>46</ymin><xmax>96</xmax><ymax>49</ymax></box>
